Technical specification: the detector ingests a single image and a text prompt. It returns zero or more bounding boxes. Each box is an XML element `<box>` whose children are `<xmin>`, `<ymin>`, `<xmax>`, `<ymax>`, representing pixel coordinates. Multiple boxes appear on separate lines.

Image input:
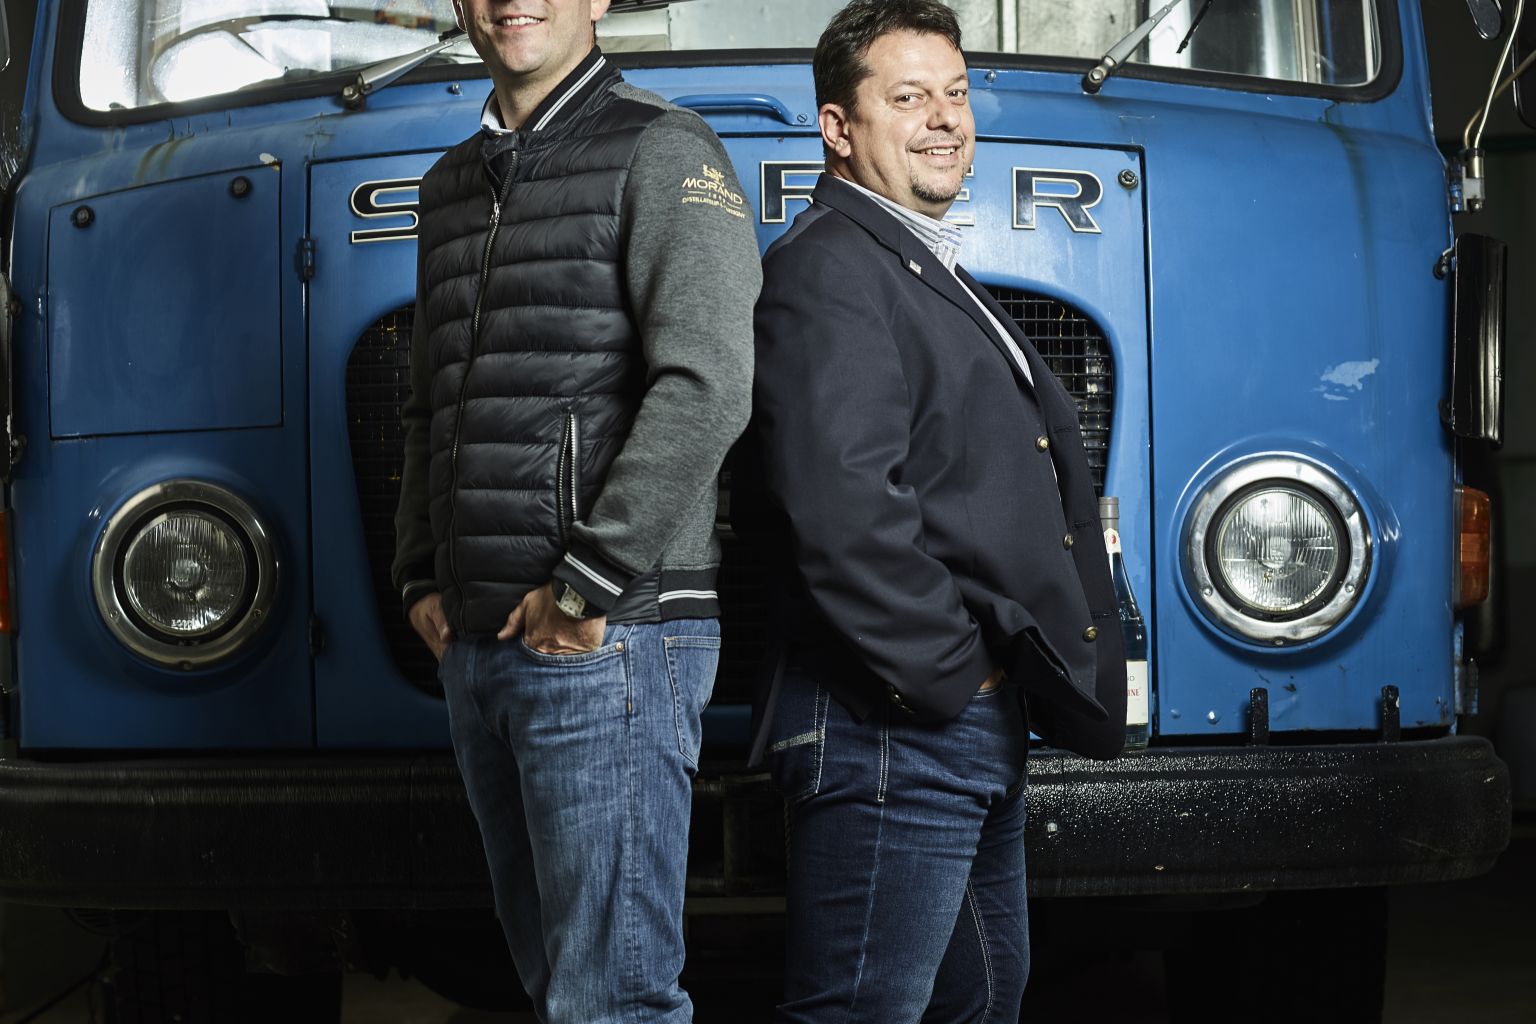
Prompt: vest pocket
<box><xmin>555</xmin><ymin>412</ymin><xmax>580</xmax><ymax>542</ymax></box>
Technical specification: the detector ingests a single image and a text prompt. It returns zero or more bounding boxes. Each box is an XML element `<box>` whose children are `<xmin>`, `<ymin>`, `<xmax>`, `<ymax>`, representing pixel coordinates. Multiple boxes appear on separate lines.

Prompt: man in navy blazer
<box><xmin>744</xmin><ymin>2</ymin><xmax>1127</xmax><ymax>1020</ymax></box>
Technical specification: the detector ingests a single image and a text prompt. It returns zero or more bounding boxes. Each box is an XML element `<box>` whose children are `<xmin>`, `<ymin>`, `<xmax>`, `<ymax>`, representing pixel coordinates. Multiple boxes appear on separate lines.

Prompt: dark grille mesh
<box><xmin>345</xmin><ymin>309</ymin><xmax>440</xmax><ymax>693</ymax></box>
<box><xmin>986</xmin><ymin>287</ymin><xmax>1114</xmax><ymax>492</ymax></box>
<box><xmin>345</xmin><ymin>290</ymin><xmax>1114</xmax><ymax>697</ymax></box>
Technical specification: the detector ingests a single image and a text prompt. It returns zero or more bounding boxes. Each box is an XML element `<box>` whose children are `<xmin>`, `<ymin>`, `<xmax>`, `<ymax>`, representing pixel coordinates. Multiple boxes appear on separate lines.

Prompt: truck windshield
<box><xmin>77</xmin><ymin>0</ymin><xmax>1381</xmax><ymax>112</ymax></box>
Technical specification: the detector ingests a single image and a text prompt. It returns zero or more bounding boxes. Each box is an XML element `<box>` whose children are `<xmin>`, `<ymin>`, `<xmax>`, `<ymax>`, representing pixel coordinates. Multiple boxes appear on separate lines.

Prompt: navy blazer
<box><xmin>742</xmin><ymin>175</ymin><xmax>1127</xmax><ymax>761</ymax></box>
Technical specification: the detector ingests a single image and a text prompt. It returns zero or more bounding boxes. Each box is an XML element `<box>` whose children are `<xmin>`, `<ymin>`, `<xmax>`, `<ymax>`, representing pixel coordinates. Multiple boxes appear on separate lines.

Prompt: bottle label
<box><xmin>1104</xmin><ymin>527</ymin><xmax>1122</xmax><ymax>555</ymax></box>
<box><xmin>1126</xmin><ymin>659</ymin><xmax>1149</xmax><ymax>728</ymax></box>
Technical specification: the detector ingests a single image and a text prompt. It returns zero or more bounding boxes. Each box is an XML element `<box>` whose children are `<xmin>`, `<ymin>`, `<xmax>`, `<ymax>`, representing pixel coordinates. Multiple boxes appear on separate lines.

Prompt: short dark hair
<box><xmin>813</xmin><ymin>0</ymin><xmax>964</xmax><ymax>116</ymax></box>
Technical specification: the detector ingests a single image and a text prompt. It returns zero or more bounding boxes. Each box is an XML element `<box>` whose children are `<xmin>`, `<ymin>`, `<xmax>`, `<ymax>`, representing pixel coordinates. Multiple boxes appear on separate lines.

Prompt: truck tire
<box><xmin>103</xmin><ymin>911</ymin><xmax>341</xmax><ymax>1024</ymax></box>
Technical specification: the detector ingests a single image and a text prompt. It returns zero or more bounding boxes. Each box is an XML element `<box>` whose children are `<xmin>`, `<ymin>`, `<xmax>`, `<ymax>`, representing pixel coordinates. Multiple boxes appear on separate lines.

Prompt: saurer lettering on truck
<box><xmin>346</xmin><ymin>162</ymin><xmax>1106</xmax><ymax>241</ymax></box>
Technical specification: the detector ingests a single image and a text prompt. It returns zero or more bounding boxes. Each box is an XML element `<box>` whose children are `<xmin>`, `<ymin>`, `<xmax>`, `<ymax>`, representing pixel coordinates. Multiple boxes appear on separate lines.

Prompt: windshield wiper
<box><xmin>1082</xmin><ymin>0</ymin><xmax>1213</xmax><ymax>94</ymax></box>
<box><xmin>341</xmin><ymin>27</ymin><xmax>467</xmax><ymax>109</ymax></box>
<box><xmin>608</xmin><ymin>0</ymin><xmax>707</xmax><ymax>10</ymax></box>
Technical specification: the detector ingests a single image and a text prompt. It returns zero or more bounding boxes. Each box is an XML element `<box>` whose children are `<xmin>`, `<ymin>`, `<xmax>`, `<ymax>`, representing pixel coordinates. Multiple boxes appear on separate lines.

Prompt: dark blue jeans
<box><xmin>767</xmin><ymin>665</ymin><xmax>1030</xmax><ymax>1024</ymax></box>
<box><xmin>441</xmin><ymin>620</ymin><xmax>720</xmax><ymax>1024</ymax></box>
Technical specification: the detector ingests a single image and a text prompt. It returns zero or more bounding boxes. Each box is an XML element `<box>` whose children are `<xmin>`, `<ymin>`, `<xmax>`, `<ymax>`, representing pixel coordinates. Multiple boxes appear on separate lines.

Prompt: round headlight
<box><xmin>93</xmin><ymin>481</ymin><xmax>277</xmax><ymax>669</ymax></box>
<box><xmin>1185</xmin><ymin>459</ymin><xmax>1369</xmax><ymax>646</ymax></box>
<box><xmin>1210</xmin><ymin>485</ymin><xmax>1345</xmax><ymax>617</ymax></box>
<box><xmin>121</xmin><ymin>510</ymin><xmax>251</xmax><ymax>638</ymax></box>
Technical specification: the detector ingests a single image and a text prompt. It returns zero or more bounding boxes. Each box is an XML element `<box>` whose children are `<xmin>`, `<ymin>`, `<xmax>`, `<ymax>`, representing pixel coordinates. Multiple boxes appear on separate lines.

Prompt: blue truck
<box><xmin>0</xmin><ymin>0</ymin><xmax>1516</xmax><ymax>1017</ymax></box>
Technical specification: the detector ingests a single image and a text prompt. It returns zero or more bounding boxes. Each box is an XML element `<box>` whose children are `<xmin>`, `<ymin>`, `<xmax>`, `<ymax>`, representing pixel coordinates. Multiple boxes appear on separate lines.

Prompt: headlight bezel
<box><xmin>1185</xmin><ymin>457</ymin><xmax>1371</xmax><ymax>647</ymax></box>
<box><xmin>92</xmin><ymin>480</ymin><xmax>277</xmax><ymax>669</ymax></box>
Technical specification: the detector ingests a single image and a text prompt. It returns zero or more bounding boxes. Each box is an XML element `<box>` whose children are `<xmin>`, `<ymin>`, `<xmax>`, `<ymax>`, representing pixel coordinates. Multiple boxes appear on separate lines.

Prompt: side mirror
<box><xmin>1465</xmin><ymin>0</ymin><xmax>1503</xmax><ymax>40</ymax></box>
<box><xmin>1514</xmin><ymin>12</ymin><xmax>1536</xmax><ymax>130</ymax></box>
<box><xmin>1446</xmin><ymin>235</ymin><xmax>1507</xmax><ymax>447</ymax></box>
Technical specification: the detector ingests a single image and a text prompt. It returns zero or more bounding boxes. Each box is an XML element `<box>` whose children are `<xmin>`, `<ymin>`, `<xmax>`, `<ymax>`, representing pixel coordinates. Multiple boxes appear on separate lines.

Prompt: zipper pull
<box><xmin>490</xmin><ymin>201</ymin><xmax>502</xmax><ymax>228</ymax></box>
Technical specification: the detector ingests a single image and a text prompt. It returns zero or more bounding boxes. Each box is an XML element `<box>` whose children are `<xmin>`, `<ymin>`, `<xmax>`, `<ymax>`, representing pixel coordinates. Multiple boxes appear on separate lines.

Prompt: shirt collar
<box><xmin>480</xmin><ymin>46</ymin><xmax>608</xmax><ymax>135</ymax></box>
<box><xmin>837</xmin><ymin>176</ymin><xmax>964</xmax><ymax>271</ymax></box>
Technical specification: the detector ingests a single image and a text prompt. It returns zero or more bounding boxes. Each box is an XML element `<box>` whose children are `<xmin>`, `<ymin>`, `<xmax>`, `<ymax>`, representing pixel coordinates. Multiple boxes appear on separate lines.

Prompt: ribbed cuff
<box><xmin>550</xmin><ymin>542</ymin><xmax>635</xmax><ymax>616</ymax></box>
<box><xmin>401</xmin><ymin>580</ymin><xmax>438</xmax><ymax>618</ymax></box>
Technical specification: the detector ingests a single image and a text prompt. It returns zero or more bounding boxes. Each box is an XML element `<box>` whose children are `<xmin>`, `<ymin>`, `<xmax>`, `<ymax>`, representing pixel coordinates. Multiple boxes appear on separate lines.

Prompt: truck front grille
<box><xmin>345</xmin><ymin>291</ymin><xmax>1114</xmax><ymax>698</ymax></box>
<box><xmin>986</xmin><ymin>287</ymin><xmax>1114</xmax><ymax>491</ymax></box>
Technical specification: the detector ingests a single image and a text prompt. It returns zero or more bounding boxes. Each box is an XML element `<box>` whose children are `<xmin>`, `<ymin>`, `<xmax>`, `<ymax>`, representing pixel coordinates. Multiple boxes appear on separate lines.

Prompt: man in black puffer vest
<box><xmin>391</xmin><ymin>2</ymin><xmax>760</xmax><ymax>1020</ymax></box>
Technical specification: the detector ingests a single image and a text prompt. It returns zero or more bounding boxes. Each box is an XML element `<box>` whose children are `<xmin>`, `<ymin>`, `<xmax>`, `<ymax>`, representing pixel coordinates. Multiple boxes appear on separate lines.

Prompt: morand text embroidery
<box><xmin>681</xmin><ymin>163</ymin><xmax>747</xmax><ymax>219</ymax></box>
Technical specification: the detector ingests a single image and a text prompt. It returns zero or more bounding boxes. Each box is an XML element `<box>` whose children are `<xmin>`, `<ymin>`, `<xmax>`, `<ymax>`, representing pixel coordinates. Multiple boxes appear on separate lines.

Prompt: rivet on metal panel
<box><xmin>1207</xmin><ymin>710</ymin><xmax>1220</xmax><ymax>724</ymax></box>
<box><xmin>70</xmin><ymin>206</ymin><xmax>94</xmax><ymax>229</ymax></box>
<box><xmin>1117</xmin><ymin>168</ymin><xmax>1139</xmax><ymax>189</ymax></box>
<box><xmin>229</xmin><ymin>176</ymin><xmax>252</xmax><ymax>199</ymax></box>
<box><xmin>449</xmin><ymin>82</ymin><xmax>462</xmax><ymax>95</ymax></box>
<box><xmin>985</xmin><ymin>70</ymin><xmax>998</xmax><ymax>83</ymax></box>
<box><xmin>796</xmin><ymin>113</ymin><xmax>809</xmax><ymax>124</ymax></box>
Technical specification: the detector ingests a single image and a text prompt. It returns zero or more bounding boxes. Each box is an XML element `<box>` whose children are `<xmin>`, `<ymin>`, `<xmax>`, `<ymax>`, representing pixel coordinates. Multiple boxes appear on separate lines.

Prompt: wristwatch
<box><xmin>554</xmin><ymin>582</ymin><xmax>591</xmax><ymax>620</ymax></box>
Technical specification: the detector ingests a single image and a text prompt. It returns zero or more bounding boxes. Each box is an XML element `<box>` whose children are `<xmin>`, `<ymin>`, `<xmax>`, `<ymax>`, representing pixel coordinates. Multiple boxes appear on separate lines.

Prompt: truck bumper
<box><xmin>0</xmin><ymin>737</ymin><xmax>1508</xmax><ymax>907</ymax></box>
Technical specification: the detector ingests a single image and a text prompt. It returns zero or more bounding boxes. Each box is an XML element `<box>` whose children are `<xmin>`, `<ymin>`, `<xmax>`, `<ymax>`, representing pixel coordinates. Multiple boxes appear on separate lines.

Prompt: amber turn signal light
<box><xmin>1456</xmin><ymin>487</ymin><xmax>1491</xmax><ymax>610</ymax></box>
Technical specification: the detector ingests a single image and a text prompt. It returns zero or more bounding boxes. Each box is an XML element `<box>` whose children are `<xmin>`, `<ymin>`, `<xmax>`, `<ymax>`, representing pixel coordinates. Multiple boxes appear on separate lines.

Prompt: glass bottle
<box><xmin>1100</xmin><ymin>496</ymin><xmax>1149</xmax><ymax>750</ymax></box>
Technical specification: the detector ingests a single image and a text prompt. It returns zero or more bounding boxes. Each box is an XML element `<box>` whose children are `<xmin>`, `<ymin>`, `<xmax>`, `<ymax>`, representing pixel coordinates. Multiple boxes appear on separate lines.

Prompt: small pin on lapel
<box><xmin>907</xmin><ymin>259</ymin><xmax>923</xmax><ymax>276</ymax></box>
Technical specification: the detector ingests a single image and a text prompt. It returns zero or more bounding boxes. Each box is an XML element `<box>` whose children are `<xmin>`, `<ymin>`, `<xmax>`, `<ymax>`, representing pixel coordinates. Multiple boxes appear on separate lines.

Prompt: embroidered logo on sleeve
<box><xmin>681</xmin><ymin>163</ymin><xmax>747</xmax><ymax>220</ymax></box>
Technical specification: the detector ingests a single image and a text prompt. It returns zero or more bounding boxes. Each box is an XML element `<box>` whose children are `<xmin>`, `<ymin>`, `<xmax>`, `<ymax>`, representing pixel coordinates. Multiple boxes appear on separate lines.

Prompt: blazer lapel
<box><xmin>956</xmin><ymin>265</ymin><xmax>1061</xmax><ymax>397</ymax></box>
<box><xmin>813</xmin><ymin>177</ymin><xmax>1037</xmax><ymax>394</ymax></box>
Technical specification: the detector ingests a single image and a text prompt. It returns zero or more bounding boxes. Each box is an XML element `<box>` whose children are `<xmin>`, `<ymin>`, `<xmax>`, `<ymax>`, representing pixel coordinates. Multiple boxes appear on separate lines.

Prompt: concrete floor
<box><xmin>3</xmin><ymin>823</ymin><xmax>1531</xmax><ymax>1023</ymax></box>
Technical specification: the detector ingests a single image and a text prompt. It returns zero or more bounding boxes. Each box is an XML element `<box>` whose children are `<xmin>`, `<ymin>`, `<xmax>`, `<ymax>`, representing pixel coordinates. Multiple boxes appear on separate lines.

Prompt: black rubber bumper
<box><xmin>0</xmin><ymin>737</ymin><xmax>1509</xmax><ymax>907</ymax></box>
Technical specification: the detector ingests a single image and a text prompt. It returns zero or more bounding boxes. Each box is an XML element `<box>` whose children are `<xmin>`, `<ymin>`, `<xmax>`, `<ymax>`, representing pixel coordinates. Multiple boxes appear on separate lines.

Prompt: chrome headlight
<box><xmin>92</xmin><ymin>480</ymin><xmax>277</xmax><ymax>669</ymax></box>
<box><xmin>1185</xmin><ymin>458</ymin><xmax>1370</xmax><ymax>646</ymax></box>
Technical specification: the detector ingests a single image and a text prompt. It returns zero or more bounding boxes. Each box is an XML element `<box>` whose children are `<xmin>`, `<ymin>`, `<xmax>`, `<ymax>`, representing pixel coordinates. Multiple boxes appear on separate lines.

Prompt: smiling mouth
<box><xmin>494</xmin><ymin>15</ymin><xmax>544</xmax><ymax>27</ymax></box>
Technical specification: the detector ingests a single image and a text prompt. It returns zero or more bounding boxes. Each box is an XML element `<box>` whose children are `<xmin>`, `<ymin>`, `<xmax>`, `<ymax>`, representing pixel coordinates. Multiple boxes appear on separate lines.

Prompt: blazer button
<box><xmin>1036</xmin><ymin>436</ymin><xmax>1050</xmax><ymax>452</ymax></box>
<box><xmin>1082</xmin><ymin>626</ymin><xmax>1098</xmax><ymax>642</ymax></box>
<box><xmin>1063</xmin><ymin>533</ymin><xmax>1074</xmax><ymax>549</ymax></box>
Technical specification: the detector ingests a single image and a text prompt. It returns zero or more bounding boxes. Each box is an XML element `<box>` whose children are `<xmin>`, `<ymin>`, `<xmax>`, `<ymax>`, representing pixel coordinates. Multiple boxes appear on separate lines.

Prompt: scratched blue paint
<box><xmin>3</xmin><ymin>0</ymin><xmax>1455</xmax><ymax>748</ymax></box>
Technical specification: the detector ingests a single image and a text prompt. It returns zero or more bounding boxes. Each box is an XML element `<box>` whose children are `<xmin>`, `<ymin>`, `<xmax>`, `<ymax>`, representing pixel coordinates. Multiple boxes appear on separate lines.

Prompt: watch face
<box><xmin>557</xmin><ymin>585</ymin><xmax>587</xmax><ymax>619</ymax></box>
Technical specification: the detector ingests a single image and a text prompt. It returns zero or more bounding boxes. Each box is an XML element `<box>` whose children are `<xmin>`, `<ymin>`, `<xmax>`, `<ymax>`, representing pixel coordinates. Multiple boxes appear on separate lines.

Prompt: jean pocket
<box><xmin>766</xmin><ymin>675</ymin><xmax>829</xmax><ymax>805</ymax></box>
<box><xmin>664</xmin><ymin>635</ymin><xmax>721</xmax><ymax>767</ymax></box>
<box><xmin>517</xmin><ymin>629</ymin><xmax>626</xmax><ymax>667</ymax></box>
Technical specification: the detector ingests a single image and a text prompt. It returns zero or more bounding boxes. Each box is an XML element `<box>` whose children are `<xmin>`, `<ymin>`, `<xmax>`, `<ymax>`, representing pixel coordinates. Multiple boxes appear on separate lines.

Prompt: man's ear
<box><xmin>819</xmin><ymin>104</ymin><xmax>852</xmax><ymax>161</ymax></box>
<box><xmin>452</xmin><ymin>0</ymin><xmax>466</xmax><ymax>32</ymax></box>
<box><xmin>592</xmin><ymin>0</ymin><xmax>613</xmax><ymax>24</ymax></box>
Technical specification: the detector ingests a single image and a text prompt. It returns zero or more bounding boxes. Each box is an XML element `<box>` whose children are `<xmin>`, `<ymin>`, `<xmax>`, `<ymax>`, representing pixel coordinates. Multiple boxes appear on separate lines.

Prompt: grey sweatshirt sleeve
<box><xmin>391</xmin><ymin>246</ymin><xmax>438</xmax><ymax>613</ymax></box>
<box><xmin>550</xmin><ymin>109</ymin><xmax>762</xmax><ymax>612</ymax></box>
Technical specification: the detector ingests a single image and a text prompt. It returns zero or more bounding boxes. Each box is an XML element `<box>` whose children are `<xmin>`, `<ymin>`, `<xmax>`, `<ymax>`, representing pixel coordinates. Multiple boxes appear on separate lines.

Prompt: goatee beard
<box><xmin>912</xmin><ymin>177</ymin><xmax>961</xmax><ymax>205</ymax></box>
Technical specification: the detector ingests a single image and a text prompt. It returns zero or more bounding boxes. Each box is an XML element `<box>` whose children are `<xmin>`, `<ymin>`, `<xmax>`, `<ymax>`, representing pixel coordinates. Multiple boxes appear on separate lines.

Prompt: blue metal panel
<box><xmin>1141</xmin><ymin>114</ymin><xmax>1453</xmax><ymax>736</ymax></box>
<box><xmin>10</xmin><ymin>439</ymin><xmax>314</xmax><ymax>749</ymax></box>
<box><xmin>46</xmin><ymin>168</ymin><xmax>283</xmax><ymax>437</ymax></box>
<box><xmin>6</xmin><ymin>119</ymin><xmax>317</xmax><ymax>752</ymax></box>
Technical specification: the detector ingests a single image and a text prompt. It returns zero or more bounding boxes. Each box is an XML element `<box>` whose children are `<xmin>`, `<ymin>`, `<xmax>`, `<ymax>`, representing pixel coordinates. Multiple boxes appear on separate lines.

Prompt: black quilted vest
<box><xmin>416</xmin><ymin>70</ymin><xmax>660</xmax><ymax>636</ymax></box>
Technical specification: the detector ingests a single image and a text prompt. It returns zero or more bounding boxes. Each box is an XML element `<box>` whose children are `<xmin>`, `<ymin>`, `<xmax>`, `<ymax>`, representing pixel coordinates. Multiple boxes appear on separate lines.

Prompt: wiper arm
<box><xmin>341</xmin><ymin>27</ymin><xmax>467</xmax><ymax>109</ymax></box>
<box><xmin>608</xmin><ymin>0</ymin><xmax>707</xmax><ymax>10</ymax></box>
<box><xmin>1083</xmin><ymin>0</ymin><xmax>1204</xmax><ymax>94</ymax></box>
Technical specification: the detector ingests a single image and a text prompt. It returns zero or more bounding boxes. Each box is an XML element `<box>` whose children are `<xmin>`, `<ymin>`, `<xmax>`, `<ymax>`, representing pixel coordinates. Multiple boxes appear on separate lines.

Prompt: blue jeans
<box><xmin>767</xmin><ymin>664</ymin><xmax>1030</xmax><ymax>1024</ymax></box>
<box><xmin>440</xmin><ymin>620</ymin><xmax>720</xmax><ymax>1024</ymax></box>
